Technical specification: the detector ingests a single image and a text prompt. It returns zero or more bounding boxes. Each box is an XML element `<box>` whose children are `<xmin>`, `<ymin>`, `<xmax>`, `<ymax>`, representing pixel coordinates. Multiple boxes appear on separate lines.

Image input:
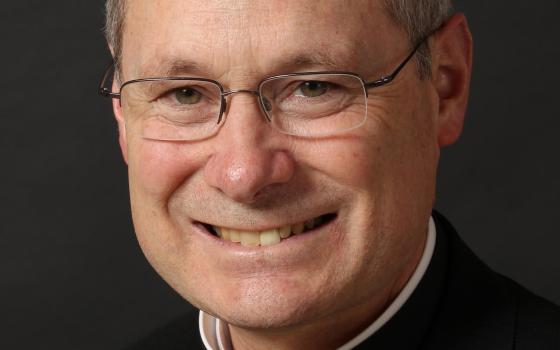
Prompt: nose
<box><xmin>203</xmin><ymin>93</ymin><xmax>295</xmax><ymax>204</ymax></box>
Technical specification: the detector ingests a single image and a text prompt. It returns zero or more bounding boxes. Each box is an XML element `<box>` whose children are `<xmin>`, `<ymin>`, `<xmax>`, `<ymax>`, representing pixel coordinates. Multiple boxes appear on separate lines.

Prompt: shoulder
<box><xmin>123</xmin><ymin>308</ymin><xmax>205</xmax><ymax>350</ymax></box>
<box><xmin>425</xmin><ymin>212</ymin><xmax>560</xmax><ymax>349</ymax></box>
<box><xmin>505</xmin><ymin>274</ymin><xmax>560</xmax><ymax>348</ymax></box>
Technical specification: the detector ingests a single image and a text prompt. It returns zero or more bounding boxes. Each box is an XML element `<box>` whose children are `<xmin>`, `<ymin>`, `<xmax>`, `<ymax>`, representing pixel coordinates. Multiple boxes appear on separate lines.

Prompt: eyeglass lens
<box><xmin>119</xmin><ymin>74</ymin><xmax>368</xmax><ymax>141</ymax></box>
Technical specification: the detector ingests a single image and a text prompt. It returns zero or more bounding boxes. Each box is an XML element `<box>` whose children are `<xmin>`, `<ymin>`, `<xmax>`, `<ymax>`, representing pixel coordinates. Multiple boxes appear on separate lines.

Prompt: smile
<box><xmin>200</xmin><ymin>213</ymin><xmax>337</xmax><ymax>247</ymax></box>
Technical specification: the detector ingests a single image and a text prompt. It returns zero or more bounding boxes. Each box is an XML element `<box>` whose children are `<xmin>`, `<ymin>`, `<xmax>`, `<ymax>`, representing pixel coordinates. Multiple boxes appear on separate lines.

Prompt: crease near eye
<box><xmin>145</xmin><ymin>82</ymin><xmax>223</xmax><ymax>127</ymax></box>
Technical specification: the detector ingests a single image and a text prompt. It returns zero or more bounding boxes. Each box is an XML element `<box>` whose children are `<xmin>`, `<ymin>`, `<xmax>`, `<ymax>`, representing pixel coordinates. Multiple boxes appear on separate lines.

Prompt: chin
<box><xmin>211</xmin><ymin>282</ymin><xmax>326</xmax><ymax>329</ymax></box>
<box><xmin>176</xmin><ymin>265</ymin><xmax>335</xmax><ymax>330</ymax></box>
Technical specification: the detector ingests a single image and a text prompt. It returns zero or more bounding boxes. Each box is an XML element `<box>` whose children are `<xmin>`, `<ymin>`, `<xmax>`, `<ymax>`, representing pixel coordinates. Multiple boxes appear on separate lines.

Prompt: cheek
<box><xmin>128</xmin><ymin>139</ymin><xmax>205</xmax><ymax>200</ymax></box>
<box><xmin>365</xmin><ymin>85</ymin><xmax>439</xmax><ymax>170</ymax></box>
<box><xmin>296</xmin><ymin>130</ymin><xmax>395</xmax><ymax>196</ymax></box>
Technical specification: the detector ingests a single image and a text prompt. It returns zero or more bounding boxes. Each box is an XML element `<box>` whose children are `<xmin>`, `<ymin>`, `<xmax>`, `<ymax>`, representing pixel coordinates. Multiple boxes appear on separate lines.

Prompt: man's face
<box><xmin>117</xmin><ymin>0</ymin><xmax>444</xmax><ymax>329</ymax></box>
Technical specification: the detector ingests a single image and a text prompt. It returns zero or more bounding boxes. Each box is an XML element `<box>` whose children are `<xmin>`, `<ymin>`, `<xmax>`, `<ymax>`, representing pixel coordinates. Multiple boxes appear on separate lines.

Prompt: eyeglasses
<box><xmin>99</xmin><ymin>40</ymin><xmax>425</xmax><ymax>141</ymax></box>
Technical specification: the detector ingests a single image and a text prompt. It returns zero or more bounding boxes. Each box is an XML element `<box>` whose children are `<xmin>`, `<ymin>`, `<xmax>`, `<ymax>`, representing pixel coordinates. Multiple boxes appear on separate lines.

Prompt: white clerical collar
<box><xmin>199</xmin><ymin>216</ymin><xmax>437</xmax><ymax>350</ymax></box>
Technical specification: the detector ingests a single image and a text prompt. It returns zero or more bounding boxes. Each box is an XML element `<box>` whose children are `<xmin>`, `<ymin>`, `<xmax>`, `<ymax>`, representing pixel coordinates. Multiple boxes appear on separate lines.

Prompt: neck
<box><xmin>227</xmin><ymin>232</ymin><xmax>428</xmax><ymax>350</ymax></box>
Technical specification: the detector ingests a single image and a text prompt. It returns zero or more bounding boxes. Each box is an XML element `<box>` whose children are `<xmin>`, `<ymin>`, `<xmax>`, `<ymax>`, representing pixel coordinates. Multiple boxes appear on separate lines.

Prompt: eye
<box><xmin>295</xmin><ymin>81</ymin><xmax>329</xmax><ymax>98</ymax></box>
<box><xmin>173</xmin><ymin>87</ymin><xmax>202</xmax><ymax>104</ymax></box>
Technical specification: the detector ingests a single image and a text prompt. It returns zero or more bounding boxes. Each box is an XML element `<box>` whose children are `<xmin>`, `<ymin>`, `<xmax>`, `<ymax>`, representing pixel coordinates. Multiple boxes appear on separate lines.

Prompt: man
<box><xmin>99</xmin><ymin>0</ymin><xmax>560</xmax><ymax>349</ymax></box>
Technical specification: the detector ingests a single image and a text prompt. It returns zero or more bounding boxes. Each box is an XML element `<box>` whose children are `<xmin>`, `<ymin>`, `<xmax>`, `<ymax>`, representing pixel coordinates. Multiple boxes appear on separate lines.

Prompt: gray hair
<box><xmin>383</xmin><ymin>0</ymin><xmax>453</xmax><ymax>77</ymax></box>
<box><xmin>104</xmin><ymin>0</ymin><xmax>452</xmax><ymax>78</ymax></box>
<box><xmin>104</xmin><ymin>0</ymin><xmax>125</xmax><ymax>74</ymax></box>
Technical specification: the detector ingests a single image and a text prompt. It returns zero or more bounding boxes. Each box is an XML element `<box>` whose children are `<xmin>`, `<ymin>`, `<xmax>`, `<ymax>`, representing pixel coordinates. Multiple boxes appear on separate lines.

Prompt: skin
<box><xmin>111</xmin><ymin>1</ymin><xmax>472</xmax><ymax>349</ymax></box>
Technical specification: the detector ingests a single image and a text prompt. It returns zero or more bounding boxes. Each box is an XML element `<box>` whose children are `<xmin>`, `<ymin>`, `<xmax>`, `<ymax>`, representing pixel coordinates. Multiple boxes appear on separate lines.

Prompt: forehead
<box><xmin>121</xmin><ymin>0</ymin><xmax>404</xmax><ymax>79</ymax></box>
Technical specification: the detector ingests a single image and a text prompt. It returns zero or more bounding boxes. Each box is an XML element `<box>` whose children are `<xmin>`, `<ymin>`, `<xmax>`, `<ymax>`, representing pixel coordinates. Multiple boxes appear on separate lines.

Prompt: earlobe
<box><xmin>431</xmin><ymin>13</ymin><xmax>473</xmax><ymax>147</ymax></box>
<box><xmin>112</xmin><ymin>95</ymin><xmax>129</xmax><ymax>164</ymax></box>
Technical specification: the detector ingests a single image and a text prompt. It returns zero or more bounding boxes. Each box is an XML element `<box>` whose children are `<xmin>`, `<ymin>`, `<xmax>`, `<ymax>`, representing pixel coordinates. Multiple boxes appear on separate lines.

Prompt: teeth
<box><xmin>292</xmin><ymin>222</ymin><xmax>304</xmax><ymax>235</ymax></box>
<box><xmin>260</xmin><ymin>229</ymin><xmax>281</xmax><ymax>246</ymax></box>
<box><xmin>240</xmin><ymin>231</ymin><xmax>260</xmax><ymax>247</ymax></box>
<box><xmin>229</xmin><ymin>230</ymin><xmax>241</xmax><ymax>243</ymax></box>
<box><xmin>210</xmin><ymin>215</ymin><xmax>332</xmax><ymax>247</ymax></box>
<box><xmin>279</xmin><ymin>226</ymin><xmax>291</xmax><ymax>239</ymax></box>
<box><xmin>221</xmin><ymin>228</ymin><xmax>230</xmax><ymax>241</ymax></box>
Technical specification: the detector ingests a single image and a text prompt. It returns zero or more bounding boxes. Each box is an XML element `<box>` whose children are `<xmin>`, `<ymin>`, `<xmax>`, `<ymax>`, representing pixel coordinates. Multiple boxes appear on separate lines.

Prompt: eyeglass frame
<box><xmin>98</xmin><ymin>36</ymin><xmax>429</xmax><ymax>132</ymax></box>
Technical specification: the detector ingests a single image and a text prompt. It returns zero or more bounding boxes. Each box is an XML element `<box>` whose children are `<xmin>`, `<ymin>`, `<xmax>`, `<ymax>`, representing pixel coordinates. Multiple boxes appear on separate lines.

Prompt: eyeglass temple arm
<box><xmin>364</xmin><ymin>38</ymin><xmax>427</xmax><ymax>90</ymax></box>
<box><xmin>98</xmin><ymin>61</ymin><xmax>122</xmax><ymax>99</ymax></box>
<box><xmin>98</xmin><ymin>33</ymin><xmax>431</xmax><ymax>97</ymax></box>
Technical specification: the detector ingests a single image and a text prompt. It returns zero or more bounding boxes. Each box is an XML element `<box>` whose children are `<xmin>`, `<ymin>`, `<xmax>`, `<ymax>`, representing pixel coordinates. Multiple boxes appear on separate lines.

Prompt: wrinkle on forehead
<box><xmin>139</xmin><ymin>49</ymin><xmax>355</xmax><ymax>80</ymax></box>
<box><xmin>123</xmin><ymin>0</ymin><xmax>401</xmax><ymax>82</ymax></box>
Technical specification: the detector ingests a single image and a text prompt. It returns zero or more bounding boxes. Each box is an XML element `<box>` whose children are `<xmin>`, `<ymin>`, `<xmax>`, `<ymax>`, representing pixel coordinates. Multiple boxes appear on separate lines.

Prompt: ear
<box><xmin>112</xmin><ymin>79</ymin><xmax>129</xmax><ymax>164</ymax></box>
<box><xmin>431</xmin><ymin>13</ymin><xmax>473</xmax><ymax>147</ymax></box>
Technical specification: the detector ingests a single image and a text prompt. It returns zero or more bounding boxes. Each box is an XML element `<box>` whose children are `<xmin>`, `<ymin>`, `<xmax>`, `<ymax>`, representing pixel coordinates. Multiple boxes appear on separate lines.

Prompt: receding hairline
<box><xmin>105</xmin><ymin>0</ymin><xmax>452</xmax><ymax>78</ymax></box>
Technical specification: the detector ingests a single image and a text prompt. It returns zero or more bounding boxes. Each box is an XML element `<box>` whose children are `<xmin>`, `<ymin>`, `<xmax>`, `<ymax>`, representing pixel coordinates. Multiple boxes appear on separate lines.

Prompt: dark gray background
<box><xmin>1</xmin><ymin>1</ymin><xmax>558</xmax><ymax>349</ymax></box>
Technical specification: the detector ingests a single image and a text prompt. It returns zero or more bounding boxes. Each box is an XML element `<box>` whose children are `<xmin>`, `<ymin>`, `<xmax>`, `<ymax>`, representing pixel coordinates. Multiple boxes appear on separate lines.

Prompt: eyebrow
<box><xmin>283</xmin><ymin>51</ymin><xmax>346</xmax><ymax>71</ymax></box>
<box><xmin>139</xmin><ymin>57</ymin><xmax>208</xmax><ymax>78</ymax></box>
<box><xmin>140</xmin><ymin>49</ymin><xmax>354</xmax><ymax>79</ymax></box>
